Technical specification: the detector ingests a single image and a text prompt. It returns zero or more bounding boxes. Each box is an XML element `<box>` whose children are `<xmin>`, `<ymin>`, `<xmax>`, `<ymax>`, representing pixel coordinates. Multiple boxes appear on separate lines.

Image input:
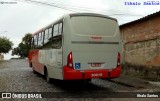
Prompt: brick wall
<box><xmin>120</xmin><ymin>15</ymin><xmax>160</xmax><ymax>66</ymax></box>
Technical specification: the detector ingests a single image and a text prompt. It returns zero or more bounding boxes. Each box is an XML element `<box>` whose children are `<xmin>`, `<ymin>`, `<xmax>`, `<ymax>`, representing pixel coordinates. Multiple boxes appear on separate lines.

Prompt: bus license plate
<box><xmin>91</xmin><ymin>63</ymin><xmax>101</xmax><ymax>67</ymax></box>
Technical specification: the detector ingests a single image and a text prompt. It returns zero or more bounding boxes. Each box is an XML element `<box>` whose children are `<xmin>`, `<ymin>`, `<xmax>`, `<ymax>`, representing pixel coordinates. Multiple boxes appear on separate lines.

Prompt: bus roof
<box><xmin>32</xmin><ymin>28</ymin><xmax>44</xmax><ymax>36</ymax></box>
<box><xmin>32</xmin><ymin>13</ymin><xmax>117</xmax><ymax>36</ymax></box>
<box><xmin>69</xmin><ymin>13</ymin><xmax>117</xmax><ymax>21</ymax></box>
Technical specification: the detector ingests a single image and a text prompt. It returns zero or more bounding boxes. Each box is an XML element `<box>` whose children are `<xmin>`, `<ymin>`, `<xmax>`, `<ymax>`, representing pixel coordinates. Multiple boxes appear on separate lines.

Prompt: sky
<box><xmin>0</xmin><ymin>0</ymin><xmax>160</xmax><ymax>60</ymax></box>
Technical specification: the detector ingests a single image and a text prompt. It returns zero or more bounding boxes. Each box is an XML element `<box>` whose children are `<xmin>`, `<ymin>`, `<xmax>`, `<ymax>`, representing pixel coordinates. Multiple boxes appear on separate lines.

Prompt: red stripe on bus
<box><xmin>63</xmin><ymin>65</ymin><xmax>121</xmax><ymax>80</ymax></box>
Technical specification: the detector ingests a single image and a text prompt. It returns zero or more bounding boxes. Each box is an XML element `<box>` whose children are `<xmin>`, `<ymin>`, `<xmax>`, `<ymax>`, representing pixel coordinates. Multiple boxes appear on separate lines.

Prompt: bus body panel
<box><xmin>62</xmin><ymin>15</ymin><xmax>72</xmax><ymax>67</ymax></box>
<box><xmin>29</xmin><ymin>49</ymin><xmax>44</xmax><ymax>74</ymax></box>
<box><xmin>72</xmin><ymin>51</ymin><xmax>118</xmax><ymax>70</ymax></box>
<box><xmin>62</xmin><ymin>15</ymin><xmax>121</xmax><ymax>80</ymax></box>
<box><xmin>29</xmin><ymin>13</ymin><xmax>122</xmax><ymax>81</ymax></box>
<box><xmin>46</xmin><ymin>65</ymin><xmax>63</xmax><ymax>80</ymax></box>
<box><xmin>38</xmin><ymin>49</ymin><xmax>63</xmax><ymax>80</ymax></box>
<box><xmin>63</xmin><ymin>65</ymin><xmax>121</xmax><ymax>80</ymax></box>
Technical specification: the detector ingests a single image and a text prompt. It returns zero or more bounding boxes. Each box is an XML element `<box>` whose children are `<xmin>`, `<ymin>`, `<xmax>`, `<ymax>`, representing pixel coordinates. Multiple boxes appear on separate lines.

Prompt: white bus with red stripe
<box><xmin>28</xmin><ymin>13</ymin><xmax>122</xmax><ymax>82</ymax></box>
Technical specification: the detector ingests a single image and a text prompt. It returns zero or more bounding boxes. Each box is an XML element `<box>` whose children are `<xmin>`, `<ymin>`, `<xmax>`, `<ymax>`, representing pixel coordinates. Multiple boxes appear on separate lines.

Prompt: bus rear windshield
<box><xmin>71</xmin><ymin>16</ymin><xmax>118</xmax><ymax>36</ymax></box>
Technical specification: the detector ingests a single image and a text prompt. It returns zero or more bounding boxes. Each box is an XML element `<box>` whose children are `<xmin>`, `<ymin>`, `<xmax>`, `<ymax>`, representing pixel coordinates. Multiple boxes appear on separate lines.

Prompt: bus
<box><xmin>28</xmin><ymin>13</ymin><xmax>122</xmax><ymax>83</ymax></box>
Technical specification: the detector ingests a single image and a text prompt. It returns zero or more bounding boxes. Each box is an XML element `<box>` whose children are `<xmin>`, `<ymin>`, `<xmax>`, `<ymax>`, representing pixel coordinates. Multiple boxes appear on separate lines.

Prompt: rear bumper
<box><xmin>63</xmin><ymin>66</ymin><xmax>121</xmax><ymax>80</ymax></box>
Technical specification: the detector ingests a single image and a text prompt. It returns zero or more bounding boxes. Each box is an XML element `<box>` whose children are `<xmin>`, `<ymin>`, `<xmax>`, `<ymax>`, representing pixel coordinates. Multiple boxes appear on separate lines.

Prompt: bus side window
<box><xmin>37</xmin><ymin>33</ymin><xmax>40</xmax><ymax>47</ymax></box>
<box><xmin>41</xmin><ymin>31</ymin><xmax>44</xmax><ymax>45</ymax></box>
<box><xmin>42</xmin><ymin>27</ymin><xmax>53</xmax><ymax>48</ymax></box>
<box><xmin>49</xmin><ymin>27</ymin><xmax>52</xmax><ymax>40</ymax></box>
<box><xmin>44</xmin><ymin>29</ymin><xmax>49</xmax><ymax>44</ymax></box>
<box><xmin>53</xmin><ymin>24</ymin><xmax>58</xmax><ymax>36</ymax></box>
<box><xmin>38</xmin><ymin>32</ymin><xmax>43</xmax><ymax>48</ymax></box>
<box><xmin>34</xmin><ymin>35</ymin><xmax>38</xmax><ymax>48</ymax></box>
<box><xmin>52</xmin><ymin>35</ymin><xmax>62</xmax><ymax>49</ymax></box>
<box><xmin>37</xmin><ymin>34</ymin><xmax>39</xmax><ymax>47</ymax></box>
<box><xmin>31</xmin><ymin>37</ymin><xmax>34</xmax><ymax>48</ymax></box>
<box><xmin>52</xmin><ymin>25</ymin><xmax>54</xmax><ymax>37</ymax></box>
<box><xmin>58</xmin><ymin>23</ymin><xmax>63</xmax><ymax>35</ymax></box>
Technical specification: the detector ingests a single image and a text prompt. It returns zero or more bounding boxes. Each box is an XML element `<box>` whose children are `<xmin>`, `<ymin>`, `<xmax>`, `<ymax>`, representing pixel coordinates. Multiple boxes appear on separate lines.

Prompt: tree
<box><xmin>12</xmin><ymin>33</ymin><xmax>32</xmax><ymax>58</ymax></box>
<box><xmin>22</xmin><ymin>33</ymin><xmax>32</xmax><ymax>45</ymax></box>
<box><xmin>11</xmin><ymin>47</ymin><xmax>19</xmax><ymax>56</ymax></box>
<box><xmin>0</xmin><ymin>36</ymin><xmax>13</xmax><ymax>54</ymax></box>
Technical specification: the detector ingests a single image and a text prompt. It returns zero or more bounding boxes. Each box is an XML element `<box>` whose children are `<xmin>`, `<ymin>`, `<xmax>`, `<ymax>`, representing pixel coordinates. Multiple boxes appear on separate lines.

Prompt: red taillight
<box><xmin>67</xmin><ymin>52</ymin><xmax>74</xmax><ymax>68</ymax></box>
<box><xmin>117</xmin><ymin>52</ymin><xmax>121</xmax><ymax>67</ymax></box>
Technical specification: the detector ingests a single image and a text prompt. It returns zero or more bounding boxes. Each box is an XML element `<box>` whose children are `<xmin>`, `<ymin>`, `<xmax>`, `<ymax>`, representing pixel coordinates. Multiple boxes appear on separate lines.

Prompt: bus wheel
<box><xmin>45</xmin><ymin>68</ymin><xmax>51</xmax><ymax>83</ymax></box>
<box><xmin>83</xmin><ymin>79</ymin><xmax>91</xmax><ymax>84</ymax></box>
<box><xmin>32</xmin><ymin>67</ymin><xmax>36</xmax><ymax>74</ymax></box>
<box><xmin>29</xmin><ymin>62</ymin><xmax>32</xmax><ymax>67</ymax></box>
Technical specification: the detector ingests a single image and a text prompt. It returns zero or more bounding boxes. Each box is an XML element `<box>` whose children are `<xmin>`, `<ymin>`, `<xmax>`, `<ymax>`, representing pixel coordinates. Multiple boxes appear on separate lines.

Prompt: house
<box><xmin>120</xmin><ymin>11</ymin><xmax>160</xmax><ymax>66</ymax></box>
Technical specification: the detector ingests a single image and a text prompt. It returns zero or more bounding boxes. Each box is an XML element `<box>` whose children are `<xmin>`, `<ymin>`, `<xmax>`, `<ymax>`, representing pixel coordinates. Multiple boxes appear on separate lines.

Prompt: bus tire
<box><xmin>32</xmin><ymin>66</ymin><xmax>36</xmax><ymax>74</ymax></box>
<box><xmin>45</xmin><ymin>67</ymin><xmax>52</xmax><ymax>83</ymax></box>
<box><xmin>29</xmin><ymin>62</ymin><xmax>32</xmax><ymax>67</ymax></box>
<box><xmin>83</xmin><ymin>79</ymin><xmax>91</xmax><ymax>84</ymax></box>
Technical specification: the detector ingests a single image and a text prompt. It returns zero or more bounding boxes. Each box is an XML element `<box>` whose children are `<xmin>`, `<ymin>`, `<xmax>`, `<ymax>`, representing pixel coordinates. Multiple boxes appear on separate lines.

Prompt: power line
<box><xmin>15</xmin><ymin>0</ymin><xmax>77</xmax><ymax>12</ymax></box>
<box><xmin>48</xmin><ymin>1</ymin><xmax>141</xmax><ymax>16</ymax></box>
<box><xmin>14</xmin><ymin>0</ymin><xmax>143</xmax><ymax>16</ymax></box>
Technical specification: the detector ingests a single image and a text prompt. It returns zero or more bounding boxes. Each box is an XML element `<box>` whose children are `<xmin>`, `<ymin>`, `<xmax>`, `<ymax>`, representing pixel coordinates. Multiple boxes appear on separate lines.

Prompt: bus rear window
<box><xmin>71</xmin><ymin>16</ymin><xmax>117</xmax><ymax>36</ymax></box>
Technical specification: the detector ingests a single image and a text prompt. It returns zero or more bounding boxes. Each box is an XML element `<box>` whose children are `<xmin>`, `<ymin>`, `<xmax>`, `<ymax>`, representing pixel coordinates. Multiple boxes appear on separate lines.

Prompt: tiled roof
<box><xmin>120</xmin><ymin>11</ymin><xmax>160</xmax><ymax>28</ymax></box>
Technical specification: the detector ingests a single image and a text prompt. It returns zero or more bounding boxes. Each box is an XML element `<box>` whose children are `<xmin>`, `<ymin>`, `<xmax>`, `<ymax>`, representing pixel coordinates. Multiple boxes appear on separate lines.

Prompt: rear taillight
<box><xmin>67</xmin><ymin>52</ymin><xmax>74</xmax><ymax>68</ymax></box>
<box><xmin>117</xmin><ymin>52</ymin><xmax>121</xmax><ymax>67</ymax></box>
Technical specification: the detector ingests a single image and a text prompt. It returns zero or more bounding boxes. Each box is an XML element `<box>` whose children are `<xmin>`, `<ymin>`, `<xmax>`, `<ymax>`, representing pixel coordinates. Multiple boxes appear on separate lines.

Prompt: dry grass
<box><xmin>121</xmin><ymin>63</ymin><xmax>160</xmax><ymax>81</ymax></box>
